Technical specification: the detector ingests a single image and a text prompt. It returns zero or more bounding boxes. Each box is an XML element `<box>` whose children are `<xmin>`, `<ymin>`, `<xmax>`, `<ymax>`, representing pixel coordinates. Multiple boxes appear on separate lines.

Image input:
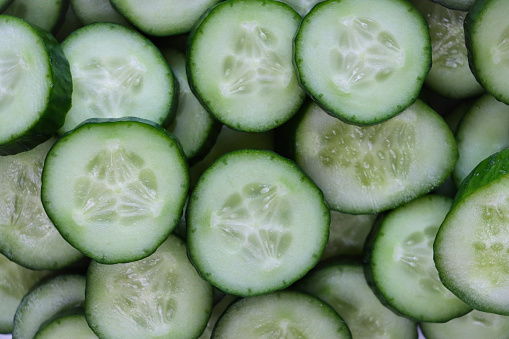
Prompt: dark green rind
<box><xmin>293</xmin><ymin>0</ymin><xmax>431</xmax><ymax>126</ymax></box>
<box><xmin>0</xmin><ymin>0</ymin><xmax>13</xmax><ymax>12</ymax></box>
<box><xmin>187</xmin><ymin>149</ymin><xmax>330</xmax><ymax>297</ymax></box>
<box><xmin>41</xmin><ymin>118</ymin><xmax>189</xmax><ymax>265</ymax></box>
<box><xmin>464</xmin><ymin>0</ymin><xmax>508</xmax><ymax>105</ymax></box>
<box><xmin>0</xmin><ymin>16</ymin><xmax>72</xmax><ymax>156</ymax></box>
<box><xmin>187</xmin><ymin>0</ymin><xmax>305</xmax><ymax>133</ymax></box>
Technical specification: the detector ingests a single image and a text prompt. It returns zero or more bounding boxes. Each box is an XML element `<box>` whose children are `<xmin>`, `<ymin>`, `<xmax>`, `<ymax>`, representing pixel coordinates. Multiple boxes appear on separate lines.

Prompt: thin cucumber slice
<box><xmin>297</xmin><ymin>261</ymin><xmax>418</xmax><ymax>339</ymax></box>
<box><xmin>12</xmin><ymin>275</ymin><xmax>86</xmax><ymax>339</ymax></box>
<box><xmin>465</xmin><ymin>0</ymin><xmax>509</xmax><ymax>105</ymax></box>
<box><xmin>187</xmin><ymin>149</ymin><xmax>329</xmax><ymax>296</ymax></box>
<box><xmin>294</xmin><ymin>0</ymin><xmax>431</xmax><ymax>124</ymax></box>
<box><xmin>0</xmin><ymin>254</ymin><xmax>50</xmax><ymax>334</ymax></box>
<box><xmin>0</xmin><ymin>137</ymin><xmax>84</xmax><ymax>270</ymax></box>
<box><xmin>109</xmin><ymin>0</ymin><xmax>222</xmax><ymax>36</ymax></box>
<box><xmin>35</xmin><ymin>313</ymin><xmax>97</xmax><ymax>339</ymax></box>
<box><xmin>454</xmin><ymin>94</ymin><xmax>509</xmax><ymax>187</ymax></box>
<box><xmin>4</xmin><ymin>0</ymin><xmax>69</xmax><ymax>33</ymax></box>
<box><xmin>410</xmin><ymin>0</ymin><xmax>484</xmax><ymax>99</ymax></box>
<box><xmin>364</xmin><ymin>195</ymin><xmax>472</xmax><ymax>322</ymax></box>
<box><xmin>293</xmin><ymin>100</ymin><xmax>457</xmax><ymax>214</ymax></box>
<box><xmin>60</xmin><ymin>23</ymin><xmax>177</xmax><ymax>134</ymax></box>
<box><xmin>163</xmin><ymin>48</ymin><xmax>221</xmax><ymax>165</ymax></box>
<box><xmin>420</xmin><ymin>310</ymin><xmax>509</xmax><ymax>339</ymax></box>
<box><xmin>429</xmin><ymin>0</ymin><xmax>475</xmax><ymax>11</ymax></box>
<box><xmin>0</xmin><ymin>15</ymin><xmax>71</xmax><ymax>155</ymax></box>
<box><xmin>211</xmin><ymin>291</ymin><xmax>351</xmax><ymax>338</ymax></box>
<box><xmin>435</xmin><ymin>149</ymin><xmax>509</xmax><ymax>315</ymax></box>
<box><xmin>321</xmin><ymin>210</ymin><xmax>376</xmax><ymax>260</ymax></box>
<box><xmin>187</xmin><ymin>0</ymin><xmax>306</xmax><ymax>132</ymax></box>
<box><xmin>70</xmin><ymin>0</ymin><xmax>130</xmax><ymax>26</ymax></box>
<box><xmin>42</xmin><ymin>119</ymin><xmax>189</xmax><ymax>264</ymax></box>
<box><xmin>86</xmin><ymin>235</ymin><xmax>213</xmax><ymax>339</ymax></box>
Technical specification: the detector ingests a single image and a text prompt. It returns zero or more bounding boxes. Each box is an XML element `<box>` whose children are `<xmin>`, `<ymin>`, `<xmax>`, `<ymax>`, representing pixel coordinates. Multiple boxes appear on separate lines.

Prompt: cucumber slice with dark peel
<box><xmin>293</xmin><ymin>100</ymin><xmax>457</xmax><ymax>214</ymax></box>
<box><xmin>211</xmin><ymin>291</ymin><xmax>352</xmax><ymax>338</ymax></box>
<box><xmin>465</xmin><ymin>0</ymin><xmax>509</xmax><ymax>105</ymax></box>
<box><xmin>294</xmin><ymin>0</ymin><xmax>431</xmax><ymax>125</ymax></box>
<box><xmin>4</xmin><ymin>0</ymin><xmax>69</xmax><ymax>33</ymax></box>
<box><xmin>60</xmin><ymin>23</ymin><xmax>177</xmax><ymax>134</ymax></box>
<box><xmin>0</xmin><ymin>137</ymin><xmax>84</xmax><ymax>270</ymax></box>
<box><xmin>42</xmin><ymin>118</ymin><xmax>189</xmax><ymax>264</ymax></box>
<box><xmin>86</xmin><ymin>235</ymin><xmax>213</xmax><ymax>339</ymax></box>
<box><xmin>0</xmin><ymin>254</ymin><xmax>50</xmax><ymax>334</ymax></box>
<box><xmin>35</xmin><ymin>313</ymin><xmax>97</xmax><ymax>339</ymax></box>
<box><xmin>12</xmin><ymin>275</ymin><xmax>86</xmax><ymax>339</ymax></box>
<box><xmin>70</xmin><ymin>0</ymin><xmax>130</xmax><ymax>26</ymax></box>
<box><xmin>435</xmin><ymin>149</ymin><xmax>509</xmax><ymax>315</ymax></box>
<box><xmin>0</xmin><ymin>15</ymin><xmax>72</xmax><ymax>155</ymax></box>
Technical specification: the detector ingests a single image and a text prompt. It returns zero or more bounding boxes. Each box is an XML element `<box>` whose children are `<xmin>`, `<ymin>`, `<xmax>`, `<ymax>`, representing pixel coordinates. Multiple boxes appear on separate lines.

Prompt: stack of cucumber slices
<box><xmin>2</xmin><ymin>0</ymin><xmax>509</xmax><ymax>337</ymax></box>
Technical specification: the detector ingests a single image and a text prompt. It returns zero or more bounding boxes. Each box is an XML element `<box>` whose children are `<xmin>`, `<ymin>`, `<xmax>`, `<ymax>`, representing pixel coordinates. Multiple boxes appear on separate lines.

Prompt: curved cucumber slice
<box><xmin>0</xmin><ymin>254</ymin><xmax>49</xmax><ymax>334</ymax></box>
<box><xmin>294</xmin><ymin>100</ymin><xmax>457</xmax><ymax>214</ymax></box>
<box><xmin>435</xmin><ymin>149</ymin><xmax>509</xmax><ymax>315</ymax></box>
<box><xmin>365</xmin><ymin>195</ymin><xmax>472</xmax><ymax>322</ymax></box>
<box><xmin>188</xmin><ymin>149</ymin><xmax>329</xmax><ymax>296</ymax></box>
<box><xmin>212</xmin><ymin>291</ymin><xmax>351</xmax><ymax>338</ymax></box>
<box><xmin>42</xmin><ymin>119</ymin><xmax>189</xmax><ymax>264</ymax></box>
<box><xmin>13</xmin><ymin>275</ymin><xmax>86</xmax><ymax>339</ymax></box>
<box><xmin>35</xmin><ymin>313</ymin><xmax>97</xmax><ymax>339</ymax></box>
<box><xmin>294</xmin><ymin>0</ymin><xmax>430</xmax><ymax>124</ymax></box>
<box><xmin>60</xmin><ymin>23</ymin><xmax>177</xmax><ymax>134</ymax></box>
<box><xmin>109</xmin><ymin>0</ymin><xmax>222</xmax><ymax>36</ymax></box>
<box><xmin>0</xmin><ymin>138</ymin><xmax>84</xmax><ymax>270</ymax></box>
<box><xmin>188</xmin><ymin>0</ymin><xmax>305</xmax><ymax>132</ymax></box>
<box><xmin>86</xmin><ymin>235</ymin><xmax>213</xmax><ymax>339</ymax></box>
<box><xmin>465</xmin><ymin>0</ymin><xmax>509</xmax><ymax>105</ymax></box>
<box><xmin>4</xmin><ymin>0</ymin><xmax>69</xmax><ymax>33</ymax></box>
<box><xmin>70</xmin><ymin>0</ymin><xmax>130</xmax><ymax>26</ymax></box>
<box><xmin>0</xmin><ymin>15</ymin><xmax>71</xmax><ymax>155</ymax></box>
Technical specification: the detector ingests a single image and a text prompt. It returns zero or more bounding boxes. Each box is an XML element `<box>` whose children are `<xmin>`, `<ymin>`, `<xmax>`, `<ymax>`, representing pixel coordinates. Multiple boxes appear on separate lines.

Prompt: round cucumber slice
<box><xmin>294</xmin><ymin>0</ymin><xmax>431</xmax><ymax>124</ymax></box>
<box><xmin>187</xmin><ymin>0</ymin><xmax>306</xmax><ymax>132</ymax></box>
<box><xmin>211</xmin><ymin>291</ymin><xmax>351</xmax><ymax>338</ymax></box>
<box><xmin>435</xmin><ymin>149</ymin><xmax>509</xmax><ymax>315</ymax></box>
<box><xmin>465</xmin><ymin>0</ymin><xmax>509</xmax><ymax>105</ymax></box>
<box><xmin>0</xmin><ymin>15</ymin><xmax>71</xmax><ymax>155</ymax></box>
<box><xmin>35</xmin><ymin>313</ymin><xmax>97</xmax><ymax>339</ymax></box>
<box><xmin>42</xmin><ymin>118</ymin><xmax>189</xmax><ymax>264</ymax></box>
<box><xmin>86</xmin><ymin>235</ymin><xmax>213</xmax><ymax>339</ymax></box>
<box><xmin>4</xmin><ymin>0</ymin><xmax>69</xmax><ymax>33</ymax></box>
<box><xmin>294</xmin><ymin>100</ymin><xmax>457</xmax><ymax>214</ymax></box>
<box><xmin>188</xmin><ymin>149</ymin><xmax>329</xmax><ymax>296</ymax></box>
<box><xmin>60</xmin><ymin>22</ymin><xmax>177</xmax><ymax>134</ymax></box>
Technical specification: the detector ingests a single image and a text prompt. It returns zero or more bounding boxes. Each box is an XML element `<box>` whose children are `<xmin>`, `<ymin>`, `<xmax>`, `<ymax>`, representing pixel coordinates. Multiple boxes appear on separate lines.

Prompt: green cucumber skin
<box><xmin>0</xmin><ymin>17</ymin><xmax>72</xmax><ymax>156</ymax></box>
<box><xmin>0</xmin><ymin>0</ymin><xmax>13</xmax><ymax>12</ymax></box>
<box><xmin>293</xmin><ymin>0</ymin><xmax>431</xmax><ymax>126</ymax></box>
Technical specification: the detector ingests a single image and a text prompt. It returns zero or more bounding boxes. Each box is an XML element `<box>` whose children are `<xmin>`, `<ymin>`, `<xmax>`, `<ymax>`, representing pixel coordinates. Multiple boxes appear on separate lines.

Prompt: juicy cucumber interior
<box><xmin>0</xmin><ymin>16</ymin><xmax>50</xmax><ymax>145</ymax></box>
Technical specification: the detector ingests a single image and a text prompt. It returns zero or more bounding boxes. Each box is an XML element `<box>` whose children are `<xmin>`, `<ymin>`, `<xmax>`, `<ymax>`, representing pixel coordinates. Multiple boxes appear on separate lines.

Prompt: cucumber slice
<box><xmin>13</xmin><ymin>275</ymin><xmax>86</xmax><ymax>339</ymax></box>
<box><xmin>187</xmin><ymin>149</ymin><xmax>329</xmax><ymax>296</ymax></box>
<box><xmin>435</xmin><ymin>149</ymin><xmax>509</xmax><ymax>315</ymax></box>
<box><xmin>429</xmin><ymin>0</ymin><xmax>475</xmax><ymax>11</ymax></box>
<box><xmin>293</xmin><ymin>100</ymin><xmax>457</xmax><ymax>214</ymax></box>
<box><xmin>86</xmin><ymin>235</ymin><xmax>213</xmax><ymax>339</ymax></box>
<box><xmin>187</xmin><ymin>0</ymin><xmax>306</xmax><ymax>132</ymax></box>
<box><xmin>297</xmin><ymin>261</ymin><xmax>418</xmax><ymax>339</ymax></box>
<box><xmin>70</xmin><ymin>0</ymin><xmax>130</xmax><ymax>26</ymax></box>
<box><xmin>109</xmin><ymin>0</ymin><xmax>222</xmax><ymax>36</ymax></box>
<box><xmin>420</xmin><ymin>310</ymin><xmax>509</xmax><ymax>339</ymax></box>
<box><xmin>60</xmin><ymin>23</ymin><xmax>177</xmax><ymax>134</ymax></box>
<box><xmin>454</xmin><ymin>94</ymin><xmax>509</xmax><ymax>187</ymax></box>
<box><xmin>211</xmin><ymin>291</ymin><xmax>351</xmax><ymax>338</ymax></box>
<box><xmin>364</xmin><ymin>195</ymin><xmax>472</xmax><ymax>322</ymax></box>
<box><xmin>410</xmin><ymin>0</ymin><xmax>484</xmax><ymax>99</ymax></box>
<box><xmin>465</xmin><ymin>0</ymin><xmax>509</xmax><ymax>105</ymax></box>
<box><xmin>0</xmin><ymin>15</ymin><xmax>71</xmax><ymax>155</ymax></box>
<box><xmin>294</xmin><ymin>0</ymin><xmax>430</xmax><ymax>124</ymax></box>
<box><xmin>0</xmin><ymin>137</ymin><xmax>84</xmax><ymax>270</ymax></box>
<box><xmin>35</xmin><ymin>313</ymin><xmax>97</xmax><ymax>339</ymax></box>
<box><xmin>4</xmin><ymin>0</ymin><xmax>69</xmax><ymax>33</ymax></box>
<box><xmin>163</xmin><ymin>48</ymin><xmax>221</xmax><ymax>165</ymax></box>
<box><xmin>0</xmin><ymin>254</ymin><xmax>49</xmax><ymax>334</ymax></box>
<box><xmin>42</xmin><ymin>119</ymin><xmax>189</xmax><ymax>264</ymax></box>
<box><xmin>54</xmin><ymin>3</ymin><xmax>82</xmax><ymax>42</ymax></box>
